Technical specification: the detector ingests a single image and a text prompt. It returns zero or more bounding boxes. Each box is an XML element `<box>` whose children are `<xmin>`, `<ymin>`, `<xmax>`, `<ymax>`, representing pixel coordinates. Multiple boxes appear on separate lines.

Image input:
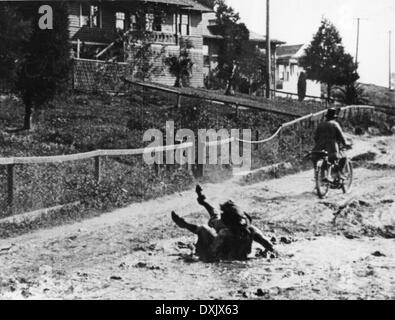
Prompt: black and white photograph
<box><xmin>0</xmin><ymin>0</ymin><xmax>394</xmax><ymax>303</ymax></box>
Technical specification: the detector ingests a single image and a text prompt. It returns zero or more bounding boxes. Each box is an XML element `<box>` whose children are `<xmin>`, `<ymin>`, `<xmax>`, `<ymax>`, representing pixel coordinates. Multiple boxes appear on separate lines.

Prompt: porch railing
<box><xmin>127</xmin><ymin>30</ymin><xmax>178</xmax><ymax>45</ymax></box>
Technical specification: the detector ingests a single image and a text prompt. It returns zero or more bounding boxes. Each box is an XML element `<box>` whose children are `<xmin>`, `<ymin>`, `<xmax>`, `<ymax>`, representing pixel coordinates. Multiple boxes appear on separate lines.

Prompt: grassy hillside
<box><xmin>0</xmin><ymin>89</ymin><xmax>300</xmax><ymax>217</ymax></box>
<box><xmin>361</xmin><ymin>83</ymin><xmax>395</xmax><ymax>107</ymax></box>
<box><xmin>0</xmin><ymin>87</ymin><xmax>388</xmax><ymax>236</ymax></box>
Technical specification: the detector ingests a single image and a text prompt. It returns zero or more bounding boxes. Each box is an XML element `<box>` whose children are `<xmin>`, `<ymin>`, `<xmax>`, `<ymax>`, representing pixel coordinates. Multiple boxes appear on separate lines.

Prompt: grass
<box><xmin>129</xmin><ymin>80</ymin><xmax>328</xmax><ymax>116</ymax></box>
<box><xmin>0</xmin><ymin>87</ymin><xmax>390</xmax><ymax>237</ymax></box>
<box><xmin>361</xmin><ymin>83</ymin><xmax>395</xmax><ymax>107</ymax></box>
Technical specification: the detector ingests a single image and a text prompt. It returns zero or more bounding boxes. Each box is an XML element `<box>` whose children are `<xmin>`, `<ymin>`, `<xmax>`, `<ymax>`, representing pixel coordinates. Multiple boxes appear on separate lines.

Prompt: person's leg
<box><xmin>338</xmin><ymin>157</ymin><xmax>347</xmax><ymax>174</ymax></box>
<box><xmin>171</xmin><ymin>211</ymin><xmax>199</xmax><ymax>234</ymax></box>
<box><xmin>330</xmin><ymin>154</ymin><xmax>346</xmax><ymax>179</ymax></box>
<box><xmin>172</xmin><ymin>212</ymin><xmax>218</xmax><ymax>261</ymax></box>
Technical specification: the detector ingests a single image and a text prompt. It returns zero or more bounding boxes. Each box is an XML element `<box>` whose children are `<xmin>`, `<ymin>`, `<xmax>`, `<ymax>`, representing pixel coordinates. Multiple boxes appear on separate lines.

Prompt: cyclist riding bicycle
<box><xmin>312</xmin><ymin>108</ymin><xmax>352</xmax><ymax>180</ymax></box>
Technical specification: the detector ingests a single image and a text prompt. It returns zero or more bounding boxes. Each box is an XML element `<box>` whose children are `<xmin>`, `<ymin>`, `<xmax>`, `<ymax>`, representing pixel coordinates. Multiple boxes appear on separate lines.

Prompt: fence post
<box><xmin>299</xmin><ymin>127</ymin><xmax>303</xmax><ymax>156</ymax></box>
<box><xmin>255</xmin><ymin>131</ymin><xmax>259</xmax><ymax>151</ymax></box>
<box><xmin>142</xmin><ymin>86</ymin><xmax>146</xmax><ymax>107</ymax></box>
<box><xmin>94</xmin><ymin>156</ymin><xmax>101</xmax><ymax>183</ymax></box>
<box><xmin>187</xmin><ymin>145</ymin><xmax>193</xmax><ymax>173</ymax></box>
<box><xmin>176</xmin><ymin>93</ymin><xmax>182</xmax><ymax>108</ymax></box>
<box><xmin>77</xmin><ymin>39</ymin><xmax>81</xmax><ymax>59</ymax></box>
<box><xmin>7</xmin><ymin>164</ymin><xmax>14</xmax><ymax>211</ymax></box>
<box><xmin>194</xmin><ymin>164</ymin><xmax>204</xmax><ymax>178</ymax></box>
<box><xmin>193</xmin><ymin>137</ymin><xmax>204</xmax><ymax>178</ymax></box>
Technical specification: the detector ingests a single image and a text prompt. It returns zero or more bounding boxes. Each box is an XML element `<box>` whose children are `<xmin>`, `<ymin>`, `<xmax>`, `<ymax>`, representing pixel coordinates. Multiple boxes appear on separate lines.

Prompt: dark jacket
<box><xmin>313</xmin><ymin>120</ymin><xmax>347</xmax><ymax>160</ymax></box>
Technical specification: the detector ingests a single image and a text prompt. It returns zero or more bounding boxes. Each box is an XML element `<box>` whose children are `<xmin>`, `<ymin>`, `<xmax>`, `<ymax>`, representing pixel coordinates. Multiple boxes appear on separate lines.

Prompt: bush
<box><xmin>164</xmin><ymin>38</ymin><xmax>194</xmax><ymax>87</ymax></box>
<box><xmin>334</xmin><ymin>82</ymin><xmax>370</xmax><ymax>105</ymax></box>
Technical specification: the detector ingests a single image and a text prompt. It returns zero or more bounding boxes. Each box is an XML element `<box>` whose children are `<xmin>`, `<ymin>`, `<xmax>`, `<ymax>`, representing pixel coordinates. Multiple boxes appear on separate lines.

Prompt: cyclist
<box><xmin>312</xmin><ymin>108</ymin><xmax>352</xmax><ymax>180</ymax></box>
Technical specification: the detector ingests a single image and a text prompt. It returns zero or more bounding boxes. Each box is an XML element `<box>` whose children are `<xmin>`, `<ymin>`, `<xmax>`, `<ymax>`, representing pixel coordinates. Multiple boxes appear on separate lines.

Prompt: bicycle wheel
<box><xmin>316</xmin><ymin>160</ymin><xmax>330</xmax><ymax>199</ymax></box>
<box><xmin>342</xmin><ymin>160</ymin><xmax>353</xmax><ymax>194</ymax></box>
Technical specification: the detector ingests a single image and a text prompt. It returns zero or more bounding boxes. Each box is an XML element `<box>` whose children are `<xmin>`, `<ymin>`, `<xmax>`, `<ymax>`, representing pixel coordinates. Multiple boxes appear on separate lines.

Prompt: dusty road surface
<box><xmin>0</xmin><ymin>134</ymin><xmax>394</xmax><ymax>300</ymax></box>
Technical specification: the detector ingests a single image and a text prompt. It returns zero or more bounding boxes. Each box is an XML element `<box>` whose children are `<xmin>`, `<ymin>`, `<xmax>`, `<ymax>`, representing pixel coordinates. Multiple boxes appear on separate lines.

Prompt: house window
<box><xmin>145</xmin><ymin>13</ymin><xmax>162</xmax><ymax>32</ymax></box>
<box><xmin>278</xmin><ymin>65</ymin><xmax>285</xmax><ymax>81</ymax></box>
<box><xmin>80</xmin><ymin>3</ymin><xmax>100</xmax><ymax>28</ymax></box>
<box><xmin>145</xmin><ymin>13</ymin><xmax>154</xmax><ymax>31</ymax></box>
<box><xmin>179</xmin><ymin>14</ymin><xmax>190</xmax><ymax>35</ymax></box>
<box><xmin>130</xmin><ymin>14</ymin><xmax>138</xmax><ymax>30</ymax></box>
<box><xmin>290</xmin><ymin>64</ymin><xmax>296</xmax><ymax>76</ymax></box>
<box><xmin>153</xmin><ymin>14</ymin><xmax>162</xmax><ymax>32</ymax></box>
<box><xmin>80</xmin><ymin>3</ymin><xmax>89</xmax><ymax>27</ymax></box>
<box><xmin>90</xmin><ymin>6</ymin><xmax>99</xmax><ymax>27</ymax></box>
<box><xmin>115</xmin><ymin>12</ymin><xmax>126</xmax><ymax>31</ymax></box>
<box><xmin>203</xmin><ymin>45</ymin><xmax>210</xmax><ymax>67</ymax></box>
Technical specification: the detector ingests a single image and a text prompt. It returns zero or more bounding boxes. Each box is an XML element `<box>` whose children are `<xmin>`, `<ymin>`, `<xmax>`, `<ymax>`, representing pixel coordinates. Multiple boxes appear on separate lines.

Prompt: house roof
<box><xmin>276</xmin><ymin>44</ymin><xmax>304</xmax><ymax>59</ymax></box>
<box><xmin>249</xmin><ymin>31</ymin><xmax>285</xmax><ymax>45</ymax></box>
<box><xmin>202</xmin><ymin>12</ymin><xmax>285</xmax><ymax>44</ymax></box>
<box><xmin>105</xmin><ymin>0</ymin><xmax>213</xmax><ymax>12</ymax></box>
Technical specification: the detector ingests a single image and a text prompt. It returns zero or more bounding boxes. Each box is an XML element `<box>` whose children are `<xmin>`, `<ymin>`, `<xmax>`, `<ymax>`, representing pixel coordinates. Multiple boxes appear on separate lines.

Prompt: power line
<box><xmin>265</xmin><ymin>0</ymin><xmax>271</xmax><ymax>99</ymax></box>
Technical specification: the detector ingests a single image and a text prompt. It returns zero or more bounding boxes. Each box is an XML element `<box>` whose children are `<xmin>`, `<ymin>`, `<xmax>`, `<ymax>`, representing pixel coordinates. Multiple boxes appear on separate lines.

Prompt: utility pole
<box><xmin>265</xmin><ymin>0</ymin><xmax>271</xmax><ymax>99</ymax></box>
<box><xmin>354</xmin><ymin>18</ymin><xmax>367</xmax><ymax>65</ymax></box>
<box><xmin>355</xmin><ymin>18</ymin><xmax>360</xmax><ymax>65</ymax></box>
<box><xmin>389</xmin><ymin>30</ymin><xmax>392</xmax><ymax>90</ymax></box>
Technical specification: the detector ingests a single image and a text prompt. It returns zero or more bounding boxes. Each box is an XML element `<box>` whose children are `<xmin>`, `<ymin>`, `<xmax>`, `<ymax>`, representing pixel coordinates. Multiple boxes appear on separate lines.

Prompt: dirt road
<box><xmin>0</xmin><ymin>134</ymin><xmax>394</xmax><ymax>300</ymax></box>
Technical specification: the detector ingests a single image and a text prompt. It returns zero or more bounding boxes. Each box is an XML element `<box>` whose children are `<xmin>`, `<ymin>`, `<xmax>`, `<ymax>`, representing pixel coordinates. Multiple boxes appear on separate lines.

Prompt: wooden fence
<box><xmin>0</xmin><ymin>104</ymin><xmax>384</xmax><ymax>216</ymax></box>
<box><xmin>123</xmin><ymin>79</ymin><xmax>302</xmax><ymax>118</ymax></box>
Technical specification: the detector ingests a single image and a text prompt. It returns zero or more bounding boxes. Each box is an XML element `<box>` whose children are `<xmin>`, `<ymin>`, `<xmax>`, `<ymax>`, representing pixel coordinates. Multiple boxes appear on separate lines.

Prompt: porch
<box><xmin>69</xmin><ymin>0</ymin><xmax>202</xmax><ymax>60</ymax></box>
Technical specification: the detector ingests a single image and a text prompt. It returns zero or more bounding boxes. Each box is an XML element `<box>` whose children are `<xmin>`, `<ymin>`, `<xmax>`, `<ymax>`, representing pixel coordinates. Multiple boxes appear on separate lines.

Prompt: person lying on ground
<box><xmin>171</xmin><ymin>185</ymin><xmax>275</xmax><ymax>262</ymax></box>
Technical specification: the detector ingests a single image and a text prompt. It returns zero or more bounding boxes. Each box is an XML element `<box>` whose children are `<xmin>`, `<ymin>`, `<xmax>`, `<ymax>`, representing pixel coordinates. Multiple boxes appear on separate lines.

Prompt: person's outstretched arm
<box><xmin>196</xmin><ymin>185</ymin><xmax>217</xmax><ymax>219</ymax></box>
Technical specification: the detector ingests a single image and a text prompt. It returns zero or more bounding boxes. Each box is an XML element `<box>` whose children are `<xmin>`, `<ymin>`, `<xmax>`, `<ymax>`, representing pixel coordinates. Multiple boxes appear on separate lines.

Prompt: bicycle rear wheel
<box><xmin>316</xmin><ymin>160</ymin><xmax>330</xmax><ymax>199</ymax></box>
<box><xmin>342</xmin><ymin>160</ymin><xmax>353</xmax><ymax>194</ymax></box>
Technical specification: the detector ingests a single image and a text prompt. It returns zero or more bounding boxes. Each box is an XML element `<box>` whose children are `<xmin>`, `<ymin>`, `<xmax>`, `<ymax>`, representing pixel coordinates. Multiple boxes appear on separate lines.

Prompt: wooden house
<box><xmin>68</xmin><ymin>0</ymin><xmax>212</xmax><ymax>87</ymax></box>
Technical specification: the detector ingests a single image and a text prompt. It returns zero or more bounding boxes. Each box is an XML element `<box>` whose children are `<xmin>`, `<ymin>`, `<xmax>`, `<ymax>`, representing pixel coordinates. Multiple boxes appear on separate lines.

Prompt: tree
<box><xmin>239</xmin><ymin>42</ymin><xmax>266</xmax><ymax>95</ymax></box>
<box><xmin>297</xmin><ymin>72</ymin><xmax>307</xmax><ymax>101</ymax></box>
<box><xmin>300</xmin><ymin>19</ymin><xmax>359</xmax><ymax>102</ymax></box>
<box><xmin>0</xmin><ymin>3</ymin><xmax>31</xmax><ymax>86</ymax></box>
<box><xmin>165</xmin><ymin>38</ymin><xmax>194</xmax><ymax>87</ymax></box>
<box><xmin>16</xmin><ymin>1</ymin><xmax>71</xmax><ymax>130</ymax></box>
<box><xmin>213</xmin><ymin>0</ymin><xmax>250</xmax><ymax>83</ymax></box>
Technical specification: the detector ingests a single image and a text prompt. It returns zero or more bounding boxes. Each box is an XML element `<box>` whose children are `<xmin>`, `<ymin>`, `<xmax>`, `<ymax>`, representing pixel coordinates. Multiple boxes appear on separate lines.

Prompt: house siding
<box><xmin>69</xmin><ymin>1</ymin><xmax>206</xmax><ymax>88</ymax></box>
<box><xmin>69</xmin><ymin>2</ymin><xmax>117</xmax><ymax>44</ymax></box>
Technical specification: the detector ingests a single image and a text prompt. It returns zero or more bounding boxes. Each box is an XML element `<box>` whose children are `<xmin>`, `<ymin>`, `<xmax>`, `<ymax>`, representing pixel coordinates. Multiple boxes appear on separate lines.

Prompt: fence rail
<box><xmin>237</xmin><ymin>105</ymin><xmax>375</xmax><ymax>144</ymax></box>
<box><xmin>123</xmin><ymin>78</ymin><xmax>301</xmax><ymax>118</ymax></box>
<box><xmin>0</xmin><ymin>104</ymin><xmax>386</xmax><ymax>216</ymax></box>
<box><xmin>271</xmin><ymin>89</ymin><xmax>327</xmax><ymax>102</ymax></box>
<box><xmin>271</xmin><ymin>89</ymin><xmax>395</xmax><ymax>114</ymax></box>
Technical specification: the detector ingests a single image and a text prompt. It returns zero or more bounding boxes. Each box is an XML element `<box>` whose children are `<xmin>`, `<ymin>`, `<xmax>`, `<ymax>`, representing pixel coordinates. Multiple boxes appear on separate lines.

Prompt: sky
<box><xmin>226</xmin><ymin>0</ymin><xmax>395</xmax><ymax>87</ymax></box>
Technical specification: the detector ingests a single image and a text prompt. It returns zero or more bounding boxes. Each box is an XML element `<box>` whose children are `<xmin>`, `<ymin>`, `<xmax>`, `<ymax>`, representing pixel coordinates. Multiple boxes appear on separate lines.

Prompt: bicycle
<box><xmin>308</xmin><ymin>146</ymin><xmax>353</xmax><ymax>199</ymax></box>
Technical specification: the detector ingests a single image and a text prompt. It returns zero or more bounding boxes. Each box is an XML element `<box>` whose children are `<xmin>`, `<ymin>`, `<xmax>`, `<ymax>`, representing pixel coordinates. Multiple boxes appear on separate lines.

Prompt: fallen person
<box><xmin>171</xmin><ymin>185</ymin><xmax>275</xmax><ymax>262</ymax></box>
